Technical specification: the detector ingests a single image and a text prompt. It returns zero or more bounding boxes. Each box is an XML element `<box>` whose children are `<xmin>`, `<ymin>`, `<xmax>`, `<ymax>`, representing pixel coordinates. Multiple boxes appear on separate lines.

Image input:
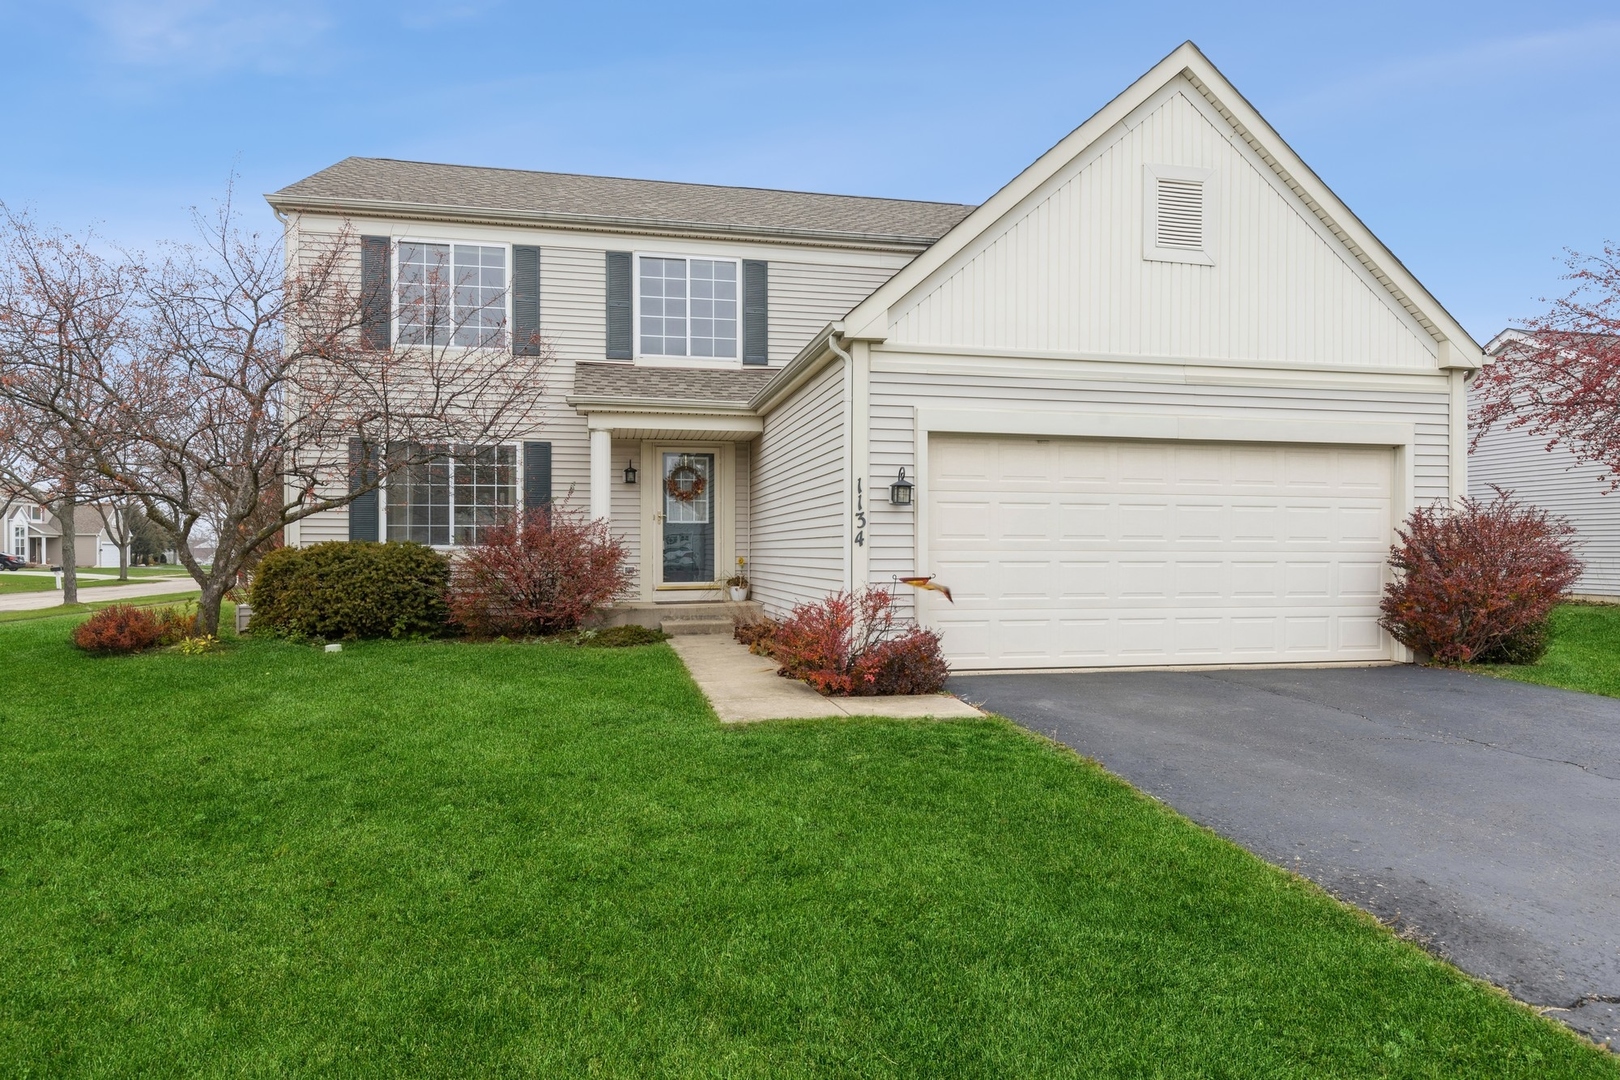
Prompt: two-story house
<box><xmin>270</xmin><ymin>42</ymin><xmax>1484</xmax><ymax>672</ymax></box>
<box><xmin>3</xmin><ymin>502</ymin><xmax>123</xmax><ymax>568</ymax></box>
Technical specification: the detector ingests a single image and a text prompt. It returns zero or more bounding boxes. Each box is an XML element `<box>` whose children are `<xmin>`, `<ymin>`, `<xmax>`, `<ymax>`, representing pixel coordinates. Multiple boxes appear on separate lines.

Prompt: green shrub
<box><xmin>249</xmin><ymin>542</ymin><xmax>450</xmax><ymax>640</ymax></box>
<box><xmin>577</xmin><ymin>624</ymin><xmax>668</xmax><ymax>648</ymax></box>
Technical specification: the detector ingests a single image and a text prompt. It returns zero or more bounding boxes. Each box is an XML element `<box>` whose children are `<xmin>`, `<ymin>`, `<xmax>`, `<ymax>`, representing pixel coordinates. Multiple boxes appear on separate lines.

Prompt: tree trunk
<box><xmin>58</xmin><ymin>496</ymin><xmax>78</xmax><ymax>605</ymax></box>
<box><xmin>195</xmin><ymin>575</ymin><xmax>228</xmax><ymax>638</ymax></box>
<box><xmin>118</xmin><ymin>532</ymin><xmax>129</xmax><ymax>581</ymax></box>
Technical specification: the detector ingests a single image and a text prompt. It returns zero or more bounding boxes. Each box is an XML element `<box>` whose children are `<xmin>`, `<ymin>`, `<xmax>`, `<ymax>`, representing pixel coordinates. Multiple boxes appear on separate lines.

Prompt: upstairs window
<box><xmin>397</xmin><ymin>242</ymin><xmax>508</xmax><ymax>347</ymax></box>
<box><xmin>1143</xmin><ymin>165</ymin><xmax>1215</xmax><ymax>266</ymax></box>
<box><xmin>638</xmin><ymin>255</ymin><xmax>738</xmax><ymax>359</ymax></box>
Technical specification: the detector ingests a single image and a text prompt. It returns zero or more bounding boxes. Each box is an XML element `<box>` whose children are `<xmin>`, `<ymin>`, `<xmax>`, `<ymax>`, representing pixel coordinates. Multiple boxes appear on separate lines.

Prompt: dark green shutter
<box><xmin>605</xmin><ymin>251</ymin><xmax>632</xmax><ymax>359</ymax></box>
<box><xmin>743</xmin><ymin>260</ymin><xmax>768</xmax><ymax>365</ymax></box>
<box><xmin>523</xmin><ymin>441</ymin><xmax>552</xmax><ymax>512</ymax></box>
<box><xmin>360</xmin><ymin>236</ymin><xmax>391</xmax><ymax>350</ymax></box>
<box><xmin>513</xmin><ymin>245</ymin><xmax>541</xmax><ymax>355</ymax></box>
<box><xmin>348</xmin><ymin>438</ymin><xmax>380</xmax><ymax>541</ymax></box>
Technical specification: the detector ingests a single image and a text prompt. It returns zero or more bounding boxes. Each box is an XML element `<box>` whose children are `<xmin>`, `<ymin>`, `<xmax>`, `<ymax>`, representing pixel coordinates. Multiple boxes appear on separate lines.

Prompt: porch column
<box><xmin>589</xmin><ymin>427</ymin><xmax>612</xmax><ymax>523</ymax></box>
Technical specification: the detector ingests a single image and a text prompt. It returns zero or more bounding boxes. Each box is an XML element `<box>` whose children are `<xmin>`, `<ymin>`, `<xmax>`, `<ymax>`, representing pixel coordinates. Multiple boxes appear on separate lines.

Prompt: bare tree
<box><xmin>0</xmin><ymin>208</ymin><xmax>138</xmax><ymax>603</ymax></box>
<box><xmin>107</xmin><ymin>197</ymin><xmax>555</xmax><ymax>636</ymax></box>
<box><xmin>91</xmin><ymin>495</ymin><xmax>142</xmax><ymax>581</ymax></box>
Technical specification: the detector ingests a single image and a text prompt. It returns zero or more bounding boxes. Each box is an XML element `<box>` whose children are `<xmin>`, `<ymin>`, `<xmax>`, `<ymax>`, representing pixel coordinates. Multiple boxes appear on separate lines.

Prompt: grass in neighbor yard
<box><xmin>0</xmin><ymin>590</ymin><xmax>202</xmax><ymax>627</ymax></box>
<box><xmin>0</xmin><ymin>619</ymin><xmax>1612</xmax><ymax>1078</ymax></box>
<box><xmin>1472</xmin><ymin>602</ymin><xmax>1620</xmax><ymax>698</ymax></box>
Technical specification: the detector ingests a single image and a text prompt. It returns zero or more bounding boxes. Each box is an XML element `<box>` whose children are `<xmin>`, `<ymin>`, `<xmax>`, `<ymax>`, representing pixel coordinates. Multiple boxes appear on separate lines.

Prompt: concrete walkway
<box><xmin>668</xmin><ymin>634</ymin><xmax>983</xmax><ymax>723</ymax></box>
<box><xmin>0</xmin><ymin>578</ymin><xmax>200</xmax><ymax>612</ymax></box>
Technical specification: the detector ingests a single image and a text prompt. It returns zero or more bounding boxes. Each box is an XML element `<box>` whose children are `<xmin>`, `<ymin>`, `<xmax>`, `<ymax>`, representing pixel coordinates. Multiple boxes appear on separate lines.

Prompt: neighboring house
<box><xmin>270</xmin><ymin>42</ymin><xmax>1484</xmax><ymax>672</ymax></box>
<box><xmin>2</xmin><ymin>502</ymin><xmax>125</xmax><ymax>568</ymax></box>
<box><xmin>1470</xmin><ymin>329</ymin><xmax>1620</xmax><ymax>598</ymax></box>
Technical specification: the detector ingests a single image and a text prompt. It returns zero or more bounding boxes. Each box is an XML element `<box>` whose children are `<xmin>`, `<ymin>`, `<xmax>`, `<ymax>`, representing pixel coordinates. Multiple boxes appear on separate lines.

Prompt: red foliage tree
<box><xmin>447</xmin><ymin>506</ymin><xmax>633</xmax><ymax>637</ymax></box>
<box><xmin>770</xmin><ymin>587</ymin><xmax>949</xmax><ymax>696</ymax></box>
<box><xmin>1471</xmin><ymin>242</ymin><xmax>1620</xmax><ymax>482</ymax></box>
<box><xmin>1379</xmin><ymin>490</ymin><xmax>1582</xmax><ymax>665</ymax></box>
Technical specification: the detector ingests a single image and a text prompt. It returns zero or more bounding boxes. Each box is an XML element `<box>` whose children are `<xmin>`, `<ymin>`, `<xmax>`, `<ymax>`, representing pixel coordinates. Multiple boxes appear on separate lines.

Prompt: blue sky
<box><xmin>1</xmin><ymin>1</ymin><xmax>1616</xmax><ymax>343</ymax></box>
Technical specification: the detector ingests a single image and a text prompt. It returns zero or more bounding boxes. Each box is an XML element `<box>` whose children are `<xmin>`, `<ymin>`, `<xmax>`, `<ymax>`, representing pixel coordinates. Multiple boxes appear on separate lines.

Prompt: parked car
<box><xmin>0</xmin><ymin>553</ymin><xmax>25</xmax><ymax>571</ymax></box>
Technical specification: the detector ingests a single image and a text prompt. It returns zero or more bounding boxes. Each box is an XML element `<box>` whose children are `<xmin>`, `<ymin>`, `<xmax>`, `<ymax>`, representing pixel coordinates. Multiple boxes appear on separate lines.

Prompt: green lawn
<box><xmin>1472</xmin><ymin>603</ymin><xmax>1620</xmax><ymax>697</ymax></box>
<box><xmin>0</xmin><ymin>617</ymin><xmax>1611</xmax><ymax>1077</ymax></box>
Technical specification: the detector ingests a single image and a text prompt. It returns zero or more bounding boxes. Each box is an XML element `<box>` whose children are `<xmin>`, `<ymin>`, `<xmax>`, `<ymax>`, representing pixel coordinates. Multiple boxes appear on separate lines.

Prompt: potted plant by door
<box><xmin>726</xmin><ymin>557</ymin><xmax>750</xmax><ymax>602</ymax></box>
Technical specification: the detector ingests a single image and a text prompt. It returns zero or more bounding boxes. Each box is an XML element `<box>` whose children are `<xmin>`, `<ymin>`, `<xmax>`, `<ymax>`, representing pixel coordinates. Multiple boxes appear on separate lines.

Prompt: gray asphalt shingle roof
<box><xmin>570</xmin><ymin>362</ymin><xmax>773</xmax><ymax>408</ymax></box>
<box><xmin>269</xmin><ymin>158</ymin><xmax>975</xmax><ymax>245</ymax></box>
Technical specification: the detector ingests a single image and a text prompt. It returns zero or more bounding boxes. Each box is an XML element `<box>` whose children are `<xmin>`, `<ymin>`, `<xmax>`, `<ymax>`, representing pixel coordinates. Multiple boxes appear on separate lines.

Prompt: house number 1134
<box><xmin>854</xmin><ymin>478</ymin><xmax>866</xmax><ymax>547</ymax></box>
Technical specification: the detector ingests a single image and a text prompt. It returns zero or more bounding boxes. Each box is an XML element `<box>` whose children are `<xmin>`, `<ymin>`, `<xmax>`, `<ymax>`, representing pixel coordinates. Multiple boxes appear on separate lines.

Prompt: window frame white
<box><xmin>1143</xmin><ymin>164</ymin><xmax>1216</xmax><ymax>266</ymax></box>
<box><xmin>392</xmin><ymin>237</ymin><xmax>513</xmax><ymax>349</ymax></box>
<box><xmin>380</xmin><ymin>442</ymin><xmax>523</xmax><ymax>549</ymax></box>
<box><xmin>632</xmin><ymin>252</ymin><xmax>745</xmax><ymax>366</ymax></box>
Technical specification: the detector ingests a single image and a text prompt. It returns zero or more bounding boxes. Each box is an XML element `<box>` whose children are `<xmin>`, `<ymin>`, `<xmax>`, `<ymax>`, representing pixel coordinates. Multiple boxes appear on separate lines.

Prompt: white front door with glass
<box><xmin>659</xmin><ymin>451</ymin><xmax>716</xmax><ymax>586</ymax></box>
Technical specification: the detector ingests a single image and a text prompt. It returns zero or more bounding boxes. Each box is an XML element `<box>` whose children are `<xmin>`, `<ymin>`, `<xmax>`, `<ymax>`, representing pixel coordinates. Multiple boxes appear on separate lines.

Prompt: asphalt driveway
<box><xmin>950</xmin><ymin>664</ymin><xmax>1620</xmax><ymax>1048</ymax></box>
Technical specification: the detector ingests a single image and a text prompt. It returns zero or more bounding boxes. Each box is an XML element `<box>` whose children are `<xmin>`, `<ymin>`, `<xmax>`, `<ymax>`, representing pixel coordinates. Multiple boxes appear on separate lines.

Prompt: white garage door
<box><xmin>927</xmin><ymin>435</ymin><xmax>1394</xmax><ymax>670</ymax></box>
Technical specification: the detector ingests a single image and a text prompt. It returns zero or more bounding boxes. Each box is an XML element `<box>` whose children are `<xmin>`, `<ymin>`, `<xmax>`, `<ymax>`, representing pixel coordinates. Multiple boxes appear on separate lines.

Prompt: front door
<box><xmin>658</xmin><ymin>450</ymin><xmax>716</xmax><ymax>586</ymax></box>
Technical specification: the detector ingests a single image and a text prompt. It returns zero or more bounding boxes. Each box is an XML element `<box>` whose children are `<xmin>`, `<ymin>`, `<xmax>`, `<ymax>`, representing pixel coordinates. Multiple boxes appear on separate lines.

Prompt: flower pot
<box><xmin>728</xmin><ymin>585</ymin><xmax>750</xmax><ymax>603</ymax></box>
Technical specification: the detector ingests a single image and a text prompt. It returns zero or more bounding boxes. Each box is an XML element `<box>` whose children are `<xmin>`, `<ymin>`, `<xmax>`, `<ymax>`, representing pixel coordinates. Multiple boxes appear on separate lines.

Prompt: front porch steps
<box><xmin>595</xmin><ymin>599</ymin><xmax>764</xmax><ymax>636</ymax></box>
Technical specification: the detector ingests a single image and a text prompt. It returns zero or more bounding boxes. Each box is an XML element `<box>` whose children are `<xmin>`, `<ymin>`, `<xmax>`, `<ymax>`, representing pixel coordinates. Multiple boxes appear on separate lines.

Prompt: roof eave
<box><xmin>264</xmin><ymin>194</ymin><xmax>946</xmax><ymax>254</ymax></box>
<box><xmin>565</xmin><ymin>394</ymin><xmax>761</xmax><ymax>414</ymax></box>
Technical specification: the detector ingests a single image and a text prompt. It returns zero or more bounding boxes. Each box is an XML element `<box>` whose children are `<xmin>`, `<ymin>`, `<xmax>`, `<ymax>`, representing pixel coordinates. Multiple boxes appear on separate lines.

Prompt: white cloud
<box><xmin>76</xmin><ymin>0</ymin><xmax>334</xmax><ymax>75</ymax></box>
<box><xmin>1277</xmin><ymin>20</ymin><xmax>1620</xmax><ymax>123</ymax></box>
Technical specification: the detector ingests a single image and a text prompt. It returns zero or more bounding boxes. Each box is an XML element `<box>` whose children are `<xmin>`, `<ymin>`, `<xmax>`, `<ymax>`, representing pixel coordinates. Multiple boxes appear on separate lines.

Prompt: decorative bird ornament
<box><xmin>898</xmin><ymin>575</ymin><xmax>953</xmax><ymax>603</ymax></box>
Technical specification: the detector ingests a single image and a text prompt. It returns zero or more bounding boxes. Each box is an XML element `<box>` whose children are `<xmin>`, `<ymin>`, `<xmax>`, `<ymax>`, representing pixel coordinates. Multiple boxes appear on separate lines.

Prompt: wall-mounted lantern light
<box><xmin>889</xmin><ymin>466</ymin><xmax>914</xmax><ymax>506</ymax></box>
<box><xmin>623</xmin><ymin>459</ymin><xmax>638</xmax><ymax>484</ymax></box>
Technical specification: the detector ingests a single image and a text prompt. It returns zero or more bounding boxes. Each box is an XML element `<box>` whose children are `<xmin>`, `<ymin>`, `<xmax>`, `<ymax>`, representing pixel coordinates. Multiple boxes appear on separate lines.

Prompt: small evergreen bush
<box><xmin>578</xmin><ymin>624</ymin><xmax>668</xmax><ymax>648</ymax></box>
<box><xmin>73</xmin><ymin>604</ymin><xmax>165</xmax><ymax>654</ymax></box>
<box><xmin>1379</xmin><ymin>490</ymin><xmax>1582</xmax><ymax>665</ymax></box>
<box><xmin>249</xmin><ymin>541</ymin><xmax>450</xmax><ymax>640</ymax></box>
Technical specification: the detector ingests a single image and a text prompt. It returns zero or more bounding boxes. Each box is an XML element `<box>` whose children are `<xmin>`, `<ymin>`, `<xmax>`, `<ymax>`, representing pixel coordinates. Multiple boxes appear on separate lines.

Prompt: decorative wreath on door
<box><xmin>665</xmin><ymin>461</ymin><xmax>707</xmax><ymax>503</ymax></box>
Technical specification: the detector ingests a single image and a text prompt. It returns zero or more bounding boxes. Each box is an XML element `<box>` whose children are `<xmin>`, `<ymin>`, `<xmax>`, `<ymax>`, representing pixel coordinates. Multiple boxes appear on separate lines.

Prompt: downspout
<box><xmin>827</xmin><ymin>331</ymin><xmax>856</xmax><ymax>592</ymax></box>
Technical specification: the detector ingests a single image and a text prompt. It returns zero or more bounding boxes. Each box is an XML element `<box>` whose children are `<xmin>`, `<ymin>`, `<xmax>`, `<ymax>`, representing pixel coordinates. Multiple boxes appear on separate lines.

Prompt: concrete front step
<box><xmin>660</xmin><ymin>617</ymin><xmax>735</xmax><ymax>636</ymax></box>
<box><xmin>596</xmin><ymin>599</ymin><xmax>763</xmax><ymax>629</ymax></box>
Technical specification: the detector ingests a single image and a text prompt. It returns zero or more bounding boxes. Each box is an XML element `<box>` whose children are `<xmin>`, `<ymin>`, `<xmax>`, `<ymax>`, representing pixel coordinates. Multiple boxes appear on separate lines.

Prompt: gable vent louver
<box><xmin>1155</xmin><ymin>178</ymin><xmax>1204</xmax><ymax>250</ymax></box>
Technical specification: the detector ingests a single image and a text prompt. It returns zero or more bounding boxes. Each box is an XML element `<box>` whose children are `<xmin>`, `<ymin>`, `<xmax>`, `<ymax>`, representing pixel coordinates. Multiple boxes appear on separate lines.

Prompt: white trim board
<box><xmin>914</xmin><ymin>408</ymin><xmax>1414</xmax><ymax>448</ymax></box>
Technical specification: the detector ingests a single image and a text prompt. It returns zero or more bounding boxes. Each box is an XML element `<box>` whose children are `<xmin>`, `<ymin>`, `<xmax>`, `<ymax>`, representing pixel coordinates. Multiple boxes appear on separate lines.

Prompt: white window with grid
<box><xmin>637</xmin><ymin>255</ymin><xmax>737</xmax><ymax>359</ymax></box>
<box><xmin>385</xmin><ymin>443</ymin><xmax>516</xmax><ymax>546</ymax></box>
<box><xmin>397</xmin><ymin>242</ymin><xmax>507</xmax><ymax>347</ymax></box>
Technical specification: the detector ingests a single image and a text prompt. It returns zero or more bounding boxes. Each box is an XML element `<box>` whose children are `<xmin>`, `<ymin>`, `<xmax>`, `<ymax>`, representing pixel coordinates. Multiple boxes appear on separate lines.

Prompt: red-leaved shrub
<box><xmin>448</xmin><ymin>507</ymin><xmax>634</xmax><ymax>637</ymax></box>
<box><xmin>733</xmin><ymin>617</ymin><xmax>779</xmax><ymax>655</ymax></box>
<box><xmin>73</xmin><ymin>604</ymin><xmax>165</xmax><ymax>654</ymax></box>
<box><xmin>1379</xmin><ymin>490</ymin><xmax>1582</xmax><ymax>665</ymax></box>
<box><xmin>770</xmin><ymin>587</ymin><xmax>949</xmax><ymax>695</ymax></box>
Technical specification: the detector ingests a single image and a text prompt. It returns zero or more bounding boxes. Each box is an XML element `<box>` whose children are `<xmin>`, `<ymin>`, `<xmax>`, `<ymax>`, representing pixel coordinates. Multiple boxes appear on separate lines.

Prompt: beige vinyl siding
<box><xmin>609</xmin><ymin>438</ymin><xmax>642</xmax><ymax>578</ymax></box>
<box><xmin>1470</xmin><ymin>420</ymin><xmax>1620</xmax><ymax>596</ymax></box>
<box><xmin>866</xmin><ymin>360</ymin><xmax>1452</xmax><ymax>621</ymax></box>
<box><xmin>887</xmin><ymin>83</ymin><xmax>1437</xmax><ymax>370</ymax></box>
<box><xmin>751</xmin><ymin>359</ymin><xmax>847</xmax><ymax>614</ymax></box>
<box><xmin>768</xmin><ymin>260</ymin><xmax>901</xmax><ymax>364</ymax></box>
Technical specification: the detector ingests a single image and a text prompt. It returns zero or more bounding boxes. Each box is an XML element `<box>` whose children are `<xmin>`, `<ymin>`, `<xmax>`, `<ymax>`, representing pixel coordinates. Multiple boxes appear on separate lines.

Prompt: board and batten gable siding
<box><xmin>1470</xmin><ymin>419</ymin><xmax>1620</xmax><ymax>596</ymax></box>
<box><xmin>885</xmin><ymin>81</ymin><xmax>1438</xmax><ymax>370</ymax></box>
<box><xmin>750</xmin><ymin>358</ymin><xmax>847</xmax><ymax>615</ymax></box>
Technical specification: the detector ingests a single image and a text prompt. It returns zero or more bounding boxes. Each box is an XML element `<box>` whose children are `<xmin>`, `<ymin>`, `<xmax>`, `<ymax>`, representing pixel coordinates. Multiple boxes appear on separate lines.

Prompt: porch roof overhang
<box><xmin>568</xmin><ymin>361</ymin><xmax>769</xmax><ymax>440</ymax></box>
